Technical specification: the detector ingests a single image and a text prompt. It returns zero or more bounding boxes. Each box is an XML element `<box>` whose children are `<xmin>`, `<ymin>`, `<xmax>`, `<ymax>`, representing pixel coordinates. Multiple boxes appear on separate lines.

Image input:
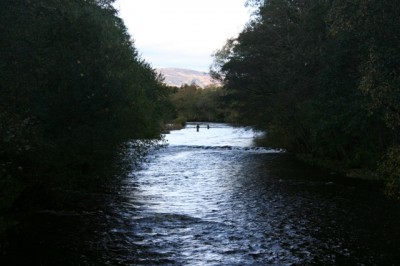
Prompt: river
<box><xmin>3</xmin><ymin>123</ymin><xmax>400</xmax><ymax>265</ymax></box>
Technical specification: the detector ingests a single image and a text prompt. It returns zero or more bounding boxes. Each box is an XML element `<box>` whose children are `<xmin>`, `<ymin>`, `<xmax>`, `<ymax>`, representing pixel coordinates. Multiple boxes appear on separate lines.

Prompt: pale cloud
<box><xmin>114</xmin><ymin>0</ymin><xmax>251</xmax><ymax>71</ymax></box>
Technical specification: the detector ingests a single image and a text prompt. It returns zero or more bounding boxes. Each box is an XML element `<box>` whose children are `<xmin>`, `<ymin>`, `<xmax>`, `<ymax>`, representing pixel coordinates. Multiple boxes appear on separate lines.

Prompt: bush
<box><xmin>379</xmin><ymin>146</ymin><xmax>400</xmax><ymax>199</ymax></box>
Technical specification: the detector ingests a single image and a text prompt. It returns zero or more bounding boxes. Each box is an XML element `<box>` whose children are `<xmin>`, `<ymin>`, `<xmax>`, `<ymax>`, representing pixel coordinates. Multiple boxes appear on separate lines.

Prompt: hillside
<box><xmin>157</xmin><ymin>68</ymin><xmax>220</xmax><ymax>88</ymax></box>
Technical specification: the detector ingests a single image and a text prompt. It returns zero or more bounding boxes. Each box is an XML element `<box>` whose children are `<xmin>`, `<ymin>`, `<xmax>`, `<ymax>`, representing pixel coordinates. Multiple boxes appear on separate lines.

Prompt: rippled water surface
<box><xmin>4</xmin><ymin>123</ymin><xmax>400</xmax><ymax>265</ymax></box>
<box><xmin>98</xmin><ymin>123</ymin><xmax>399</xmax><ymax>265</ymax></box>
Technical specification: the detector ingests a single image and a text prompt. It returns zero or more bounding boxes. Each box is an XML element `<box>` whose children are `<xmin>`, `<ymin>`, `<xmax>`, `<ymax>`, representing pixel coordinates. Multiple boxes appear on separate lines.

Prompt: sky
<box><xmin>113</xmin><ymin>0</ymin><xmax>252</xmax><ymax>72</ymax></box>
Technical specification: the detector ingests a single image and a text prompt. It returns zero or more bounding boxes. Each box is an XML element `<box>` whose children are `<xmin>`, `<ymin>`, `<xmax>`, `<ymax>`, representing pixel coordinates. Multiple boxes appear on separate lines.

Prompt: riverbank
<box><xmin>253</xmin><ymin>135</ymin><xmax>381</xmax><ymax>182</ymax></box>
<box><xmin>162</xmin><ymin>123</ymin><xmax>184</xmax><ymax>134</ymax></box>
<box><xmin>297</xmin><ymin>153</ymin><xmax>380</xmax><ymax>181</ymax></box>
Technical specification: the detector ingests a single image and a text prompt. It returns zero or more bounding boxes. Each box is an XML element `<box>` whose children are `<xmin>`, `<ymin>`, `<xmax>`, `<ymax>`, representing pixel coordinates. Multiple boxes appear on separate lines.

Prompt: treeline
<box><xmin>212</xmin><ymin>0</ymin><xmax>400</xmax><ymax>198</ymax></box>
<box><xmin>167</xmin><ymin>83</ymin><xmax>230</xmax><ymax>124</ymax></box>
<box><xmin>0</xmin><ymin>0</ymin><xmax>169</xmax><ymax>214</ymax></box>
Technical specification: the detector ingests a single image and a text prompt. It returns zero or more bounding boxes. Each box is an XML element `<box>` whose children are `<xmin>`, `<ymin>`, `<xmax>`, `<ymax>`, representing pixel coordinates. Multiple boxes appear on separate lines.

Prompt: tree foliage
<box><xmin>168</xmin><ymin>83</ymin><xmax>227</xmax><ymax>123</ymax></box>
<box><xmin>0</xmin><ymin>0</ymin><xmax>167</xmax><ymax>210</ymax></box>
<box><xmin>213</xmin><ymin>0</ymin><xmax>400</xmax><ymax>197</ymax></box>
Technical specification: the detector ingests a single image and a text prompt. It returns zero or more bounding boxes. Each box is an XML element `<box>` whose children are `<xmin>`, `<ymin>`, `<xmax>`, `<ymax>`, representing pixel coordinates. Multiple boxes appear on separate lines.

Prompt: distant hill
<box><xmin>156</xmin><ymin>68</ymin><xmax>220</xmax><ymax>88</ymax></box>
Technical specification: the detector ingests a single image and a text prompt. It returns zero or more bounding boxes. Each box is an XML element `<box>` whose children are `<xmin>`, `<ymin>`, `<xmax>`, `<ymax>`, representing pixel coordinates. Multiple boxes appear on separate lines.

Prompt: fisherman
<box><xmin>207</xmin><ymin>124</ymin><xmax>210</xmax><ymax>129</ymax></box>
<box><xmin>196</xmin><ymin>124</ymin><xmax>200</xmax><ymax>132</ymax></box>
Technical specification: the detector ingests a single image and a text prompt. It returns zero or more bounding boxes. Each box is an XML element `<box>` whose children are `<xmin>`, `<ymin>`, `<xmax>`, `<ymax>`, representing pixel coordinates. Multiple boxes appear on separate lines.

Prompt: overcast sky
<box><xmin>114</xmin><ymin>0</ymin><xmax>251</xmax><ymax>72</ymax></box>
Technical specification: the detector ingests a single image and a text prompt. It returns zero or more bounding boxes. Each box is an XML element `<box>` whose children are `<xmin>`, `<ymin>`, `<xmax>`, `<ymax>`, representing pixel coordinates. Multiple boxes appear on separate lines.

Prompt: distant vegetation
<box><xmin>212</xmin><ymin>0</ymin><xmax>400</xmax><ymax>198</ymax></box>
<box><xmin>0</xmin><ymin>0</ymin><xmax>170</xmax><ymax>221</ymax></box>
<box><xmin>166</xmin><ymin>83</ymin><xmax>231</xmax><ymax>125</ymax></box>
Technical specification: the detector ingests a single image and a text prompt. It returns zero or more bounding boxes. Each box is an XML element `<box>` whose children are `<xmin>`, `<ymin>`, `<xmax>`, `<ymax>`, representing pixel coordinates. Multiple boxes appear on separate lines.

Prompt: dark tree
<box><xmin>212</xmin><ymin>0</ymin><xmax>400</xmax><ymax>197</ymax></box>
<box><xmin>0</xmin><ymin>0</ymin><xmax>168</xmax><ymax>211</ymax></box>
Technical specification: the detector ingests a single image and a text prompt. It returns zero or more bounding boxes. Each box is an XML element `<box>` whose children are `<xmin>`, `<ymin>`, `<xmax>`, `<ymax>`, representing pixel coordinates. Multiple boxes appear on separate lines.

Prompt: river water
<box><xmin>3</xmin><ymin>123</ymin><xmax>400</xmax><ymax>265</ymax></box>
